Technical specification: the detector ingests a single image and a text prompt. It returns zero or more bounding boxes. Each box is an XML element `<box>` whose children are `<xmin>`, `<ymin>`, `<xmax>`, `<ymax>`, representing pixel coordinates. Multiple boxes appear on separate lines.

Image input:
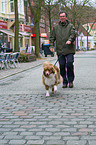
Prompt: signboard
<box><xmin>24</xmin><ymin>25</ymin><xmax>31</xmax><ymax>33</ymax></box>
<box><xmin>31</xmin><ymin>33</ymin><xmax>47</xmax><ymax>38</ymax></box>
<box><xmin>44</xmin><ymin>40</ymin><xmax>49</xmax><ymax>44</ymax></box>
<box><xmin>41</xmin><ymin>33</ymin><xmax>47</xmax><ymax>38</ymax></box>
<box><xmin>0</xmin><ymin>20</ymin><xmax>7</xmax><ymax>29</ymax></box>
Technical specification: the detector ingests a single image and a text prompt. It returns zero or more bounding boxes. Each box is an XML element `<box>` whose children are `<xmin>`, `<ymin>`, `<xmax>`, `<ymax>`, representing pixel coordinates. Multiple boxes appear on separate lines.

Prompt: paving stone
<box><xmin>67</xmin><ymin>140</ymin><xmax>87</xmax><ymax>145</ymax></box>
<box><xmin>43</xmin><ymin>136</ymin><xmax>61</xmax><ymax>140</ymax></box>
<box><xmin>2</xmin><ymin>125</ymin><xmax>20</xmax><ymax>128</ymax></box>
<box><xmin>9</xmin><ymin>140</ymin><xmax>26</xmax><ymax>144</ymax></box>
<box><xmin>4</xmin><ymin>135</ymin><xmax>23</xmax><ymax>139</ymax></box>
<box><xmin>46</xmin><ymin>140</ymin><xmax>65</xmax><ymax>144</ymax></box>
<box><xmin>0</xmin><ymin>140</ymin><xmax>8</xmax><ymax>144</ymax></box>
<box><xmin>81</xmin><ymin>136</ymin><xmax>96</xmax><ymax>139</ymax></box>
<box><xmin>0</xmin><ymin>136</ymin><xmax>4</xmax><ymax>139</ymax></box>
<box><xmin>36</xmin><ymin>132</ymin><xmax>52</xmax><ymax>136</ymax></box>
<box><xmin>27</xmin><ymin>140</ymin><xmax>44</xmax><ymax>144</ymax></box>
<box><xmin>45</xmin><ymin>128</ymin><xmax>60</xmax><ymax>132</ymax></box>
<box><xmin>25</xmin><ymin>136</ymin><xmax>42</xmax><ymax>139</ymax></box>
<box><xmin>54</xmin><ymin>132</ymin><xmax>70</xmax><ymax>136</ymax></box>
<box><xmin>20</xmin><ymin>132</ymin><xmax>34</xmax><ymax>135</ymax></box>
<box><xmin>63</xmin><ymin>136</ymin><xmax>79</xmax><ymax>140</ymax></box>
<box><xmin>88</xmin><ymin>141</ymin><xmax>96</xmax><ymax>145</ymax></box>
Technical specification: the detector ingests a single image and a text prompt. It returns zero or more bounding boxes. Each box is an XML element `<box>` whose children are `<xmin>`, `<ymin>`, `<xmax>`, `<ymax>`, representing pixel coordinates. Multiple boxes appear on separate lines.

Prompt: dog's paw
<box><xmin>46</xmin><ymin>91</ymin><xmax>50</xmax><ymax>97</ymax></box>
<box><xmin>54</xmin><ymin>85</ymin><xmax>57</xmax><ymax>93</ymax></box>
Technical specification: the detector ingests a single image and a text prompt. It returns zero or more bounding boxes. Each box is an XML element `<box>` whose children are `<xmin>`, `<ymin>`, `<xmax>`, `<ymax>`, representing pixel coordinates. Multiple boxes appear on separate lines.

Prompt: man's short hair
<box><xmin>59</xmin><ymin>11</ymin><xmax>68</xmax><ymax>17</ymax></box>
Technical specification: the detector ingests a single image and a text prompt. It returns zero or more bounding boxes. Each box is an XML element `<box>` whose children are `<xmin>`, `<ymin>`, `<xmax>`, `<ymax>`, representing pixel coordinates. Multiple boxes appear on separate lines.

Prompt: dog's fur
<box><xmin>42</xmin><ymin>61</ymin><xmax>61</xmax><ymax>96</ymax></box>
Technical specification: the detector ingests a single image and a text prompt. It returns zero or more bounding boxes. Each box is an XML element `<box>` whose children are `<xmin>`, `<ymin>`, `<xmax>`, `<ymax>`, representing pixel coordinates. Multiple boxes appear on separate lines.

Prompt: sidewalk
<box><xmin>0</xmin><ymin>56</ymin><xmax>56</xmax><ymax>80</ymax></box>
<box><xmin>0</xmin><ymin>50</ymin><xmax>95</xmax><ymax>80</ymax></box>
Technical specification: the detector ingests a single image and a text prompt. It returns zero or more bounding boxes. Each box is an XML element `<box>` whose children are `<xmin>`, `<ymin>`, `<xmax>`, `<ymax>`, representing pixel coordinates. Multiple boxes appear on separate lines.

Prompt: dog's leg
<box><xmin>52</xmin><ymin>86</ymin><xmax>54</xmax><ymax>94</ymax></box>
<box><xmin>45</xmin><ymin>85</ymin><xmax>50</xmax><ymax>97</ymax></box>
<box><xmin>54</xmin><ymin>85</ymin><xmax>57</xmax><ymax>93</ymax></box>
<box><xmin>46</xmin><ymin>90</ymin><xmax>50</xmax><ymax>97</ymax></box>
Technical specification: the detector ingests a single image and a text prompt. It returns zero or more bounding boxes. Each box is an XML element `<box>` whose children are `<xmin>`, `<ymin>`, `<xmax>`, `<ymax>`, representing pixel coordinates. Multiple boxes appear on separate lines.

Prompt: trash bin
<box><xmin>42</xmin><ymin>44</ymin><xmax>54</xmax><ymax>57</ymax></box>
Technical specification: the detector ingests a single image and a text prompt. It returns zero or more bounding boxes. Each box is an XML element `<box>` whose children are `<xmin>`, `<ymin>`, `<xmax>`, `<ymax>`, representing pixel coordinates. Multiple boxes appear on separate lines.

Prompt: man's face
<box><xmin>59</xmin><ymin>13</ymin><xmax>67</xmax><ymax>23</ymax></box>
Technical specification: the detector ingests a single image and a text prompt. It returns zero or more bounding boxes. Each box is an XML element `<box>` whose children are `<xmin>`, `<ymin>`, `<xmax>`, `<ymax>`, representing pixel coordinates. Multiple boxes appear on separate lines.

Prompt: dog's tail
<box><xmin>54</xmin><ymin>66</ymin><xmax>61</xmax><ymax>84</ymax></box>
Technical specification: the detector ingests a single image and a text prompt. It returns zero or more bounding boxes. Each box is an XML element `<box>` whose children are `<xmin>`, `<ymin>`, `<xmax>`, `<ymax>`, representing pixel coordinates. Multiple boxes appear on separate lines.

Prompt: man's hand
<box><xmin>50</xmin><ymin>47</ymin><xmax>53</xmax><ymax>52</ymax></box>
<box><xmin>49</xmin><ymin>47</ymin><xmax>53</xmax><ymax>52</ymax></box>
<box><xmin>66</xmin><ymin>41</ymin><xmax>71</xmax><ymax>44</ymax></box>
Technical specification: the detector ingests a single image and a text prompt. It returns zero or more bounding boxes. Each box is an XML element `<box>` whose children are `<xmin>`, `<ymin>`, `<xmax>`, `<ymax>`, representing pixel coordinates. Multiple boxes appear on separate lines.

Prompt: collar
<box><xmin>59</xmin><ymin>20</ymin><xmax>69</xmax><ymax>27</ymax></box>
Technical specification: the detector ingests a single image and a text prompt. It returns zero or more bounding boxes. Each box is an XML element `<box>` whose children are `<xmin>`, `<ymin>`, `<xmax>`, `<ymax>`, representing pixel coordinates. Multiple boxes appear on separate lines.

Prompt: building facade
<box><xmin>76</xmin><ymin>23</ymin><xmax>96</xmax><ymax>50</ymax></box>
<box><xmin>0</xmin><ymin>0</ymin><xmax>32</xmax><ymax>52</ymax></box>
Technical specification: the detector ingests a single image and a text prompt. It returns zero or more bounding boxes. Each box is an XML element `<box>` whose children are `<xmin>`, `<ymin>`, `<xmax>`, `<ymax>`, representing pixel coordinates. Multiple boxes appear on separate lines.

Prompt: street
<box><xmin>0</xmin><ymin>50</ymin><xmax>96</xmax><ymax>145</ymax></box>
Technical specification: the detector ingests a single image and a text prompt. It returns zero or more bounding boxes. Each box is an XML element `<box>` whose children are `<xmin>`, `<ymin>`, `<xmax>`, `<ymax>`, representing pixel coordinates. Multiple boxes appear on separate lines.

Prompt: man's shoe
<box><xmin>69</xmin><ymin>82</ymin><xmax>73</xmax><ymax>88</ymax></box>
<box><xmin>62</xmin><ymin>84</ymin><xmax>67</xmax><ymax>88</ymax></box>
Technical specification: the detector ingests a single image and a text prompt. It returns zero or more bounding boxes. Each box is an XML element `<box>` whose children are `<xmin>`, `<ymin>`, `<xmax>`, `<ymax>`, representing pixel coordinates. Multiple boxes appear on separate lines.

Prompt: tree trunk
<box><xmin>35</xmin><ymin>22</ymin><xmax>40</xmax><ymax>58</ymax></box>
<box><xmin>14</xmin><ymin>0</ymin><xmax>19</xmax><ymax>52</ymax></box>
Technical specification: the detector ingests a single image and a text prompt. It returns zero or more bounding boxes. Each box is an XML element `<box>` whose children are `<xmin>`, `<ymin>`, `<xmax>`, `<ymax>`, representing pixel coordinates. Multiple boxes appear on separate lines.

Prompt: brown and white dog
<box><xmin>42</xmin><ymin>61</ymin><xmax>61</xmax><ymax>96</ymax></box>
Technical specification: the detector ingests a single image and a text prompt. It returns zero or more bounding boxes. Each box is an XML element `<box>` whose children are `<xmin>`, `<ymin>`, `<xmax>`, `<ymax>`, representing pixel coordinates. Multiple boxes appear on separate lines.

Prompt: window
<box><xmin>29</xmin><ymin>16</ymin><xmax>31</xmax><ymax>23</ymax></box>
<box><xmin>95</xmin><ymin>33</ymin><xmax>96</xmax><ymax>38</ymax></box>
<box><xmin>1</xmin><ymin>0</ymin><xmax>5</xmax><ymax>13</ymax></box>
<box><xmin>10</xmin><ymin>0</ymin><xmax>14</xmax><ymax>12</ymax></box>
<box><xmin>19</xmin><ymin>0</ymin><xmax>24</xmax><ymax>14</ymax></box>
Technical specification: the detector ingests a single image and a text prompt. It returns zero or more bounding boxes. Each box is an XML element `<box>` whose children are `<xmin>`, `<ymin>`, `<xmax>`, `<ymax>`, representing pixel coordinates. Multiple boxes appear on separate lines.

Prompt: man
<box><xmin>49</xmin><ymin>11</ymin><xmax>76</xmax><ymax>88</ymax></box>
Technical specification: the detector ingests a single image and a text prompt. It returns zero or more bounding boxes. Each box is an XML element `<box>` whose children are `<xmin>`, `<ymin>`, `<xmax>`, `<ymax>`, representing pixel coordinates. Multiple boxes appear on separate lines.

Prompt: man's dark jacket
<box><xmin>50</xmin><ymin>20</ymin><xmax>76</xmax><ymax>55</ymax></box>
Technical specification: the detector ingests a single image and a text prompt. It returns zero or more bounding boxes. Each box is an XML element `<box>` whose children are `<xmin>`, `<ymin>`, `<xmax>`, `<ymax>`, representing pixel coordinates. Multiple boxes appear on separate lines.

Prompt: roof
<box><xmin>89</xmin><ymin>23</ymin><xmax>96</xmax><ymax>30</ymax></box>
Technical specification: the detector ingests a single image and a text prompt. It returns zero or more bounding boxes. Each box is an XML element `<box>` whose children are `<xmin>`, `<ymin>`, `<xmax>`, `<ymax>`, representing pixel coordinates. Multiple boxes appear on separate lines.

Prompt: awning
<box><xmin>0</xmin><ymin>29</ymin><xmax>14</xmax><ymax>36</ymax></box>
<box><xmin>19</xmin><ymin>31</ymin><xmax>30</xmax><ymax>36</ymax></box>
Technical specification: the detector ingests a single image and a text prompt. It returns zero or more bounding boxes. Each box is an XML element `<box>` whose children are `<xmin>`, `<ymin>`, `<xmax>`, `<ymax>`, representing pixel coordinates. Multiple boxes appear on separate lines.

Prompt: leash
<box><xmin>53</xmin><ymin>58</ymin><xmax>59</xmax><ymax>66</ymax></box>
<box><xmin>53</xmin><ymin>44</ymin><xmax>68</xmax><ymax>66</ymax></box>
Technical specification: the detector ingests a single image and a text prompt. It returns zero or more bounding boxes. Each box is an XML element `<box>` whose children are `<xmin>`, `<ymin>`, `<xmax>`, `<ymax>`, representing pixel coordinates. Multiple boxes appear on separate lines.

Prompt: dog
<box><xmin>42</xmin><ymin>61</ymin><xmax>61</xmax><ymax>96</ymax></box>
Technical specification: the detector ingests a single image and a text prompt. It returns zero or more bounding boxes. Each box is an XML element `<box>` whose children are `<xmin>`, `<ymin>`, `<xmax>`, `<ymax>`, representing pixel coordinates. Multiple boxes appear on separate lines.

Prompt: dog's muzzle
<box><xmin>45</xmin><ymin>71</ymin><xmax>50</xmax><ymax>77</ymax></box>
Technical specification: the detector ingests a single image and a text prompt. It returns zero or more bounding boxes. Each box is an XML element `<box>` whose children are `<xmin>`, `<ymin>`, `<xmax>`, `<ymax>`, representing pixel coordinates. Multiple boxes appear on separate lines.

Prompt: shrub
<box><xmin>18</xmin><ymin>52</ymin><xmax>36</xmax><ymax>62</ymax></box>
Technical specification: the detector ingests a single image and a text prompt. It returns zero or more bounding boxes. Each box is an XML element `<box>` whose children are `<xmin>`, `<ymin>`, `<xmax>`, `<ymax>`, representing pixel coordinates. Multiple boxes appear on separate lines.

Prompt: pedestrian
<box><xmin>49</xmin><ymin>11</ymin><xmax>76</xmax><ymax>88</ymax></box>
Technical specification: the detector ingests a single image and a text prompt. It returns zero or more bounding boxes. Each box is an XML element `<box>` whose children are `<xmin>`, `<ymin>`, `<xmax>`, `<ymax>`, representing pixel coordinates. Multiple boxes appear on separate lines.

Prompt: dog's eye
<box><xmin>44</xmin><ymin>69</ymin><xmax>47</xmax><ymax>71</ymax></box>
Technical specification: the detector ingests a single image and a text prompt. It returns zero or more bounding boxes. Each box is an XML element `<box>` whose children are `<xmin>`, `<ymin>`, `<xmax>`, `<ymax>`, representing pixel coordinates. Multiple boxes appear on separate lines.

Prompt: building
<box><xmin>0</xmin><ymin>0</ymin><xmax>32</xmax><ymax>51</ymax></box>
<box><xmin>76</xmin><ymin>23</ymin><xmax>96</xmax><ymax>50</ymax></box>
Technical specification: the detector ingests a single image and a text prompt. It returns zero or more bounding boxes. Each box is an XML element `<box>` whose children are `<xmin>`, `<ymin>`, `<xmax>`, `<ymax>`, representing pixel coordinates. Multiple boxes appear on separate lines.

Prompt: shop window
<box><xmin>1</xmin><ymin>0</ymin><xmax>5</xmax><ymax>13</ymax></box>
<box><xmin>10</xmin><ymin>0</ymin><xmax>14</xmax><ymax>13</ymax></box>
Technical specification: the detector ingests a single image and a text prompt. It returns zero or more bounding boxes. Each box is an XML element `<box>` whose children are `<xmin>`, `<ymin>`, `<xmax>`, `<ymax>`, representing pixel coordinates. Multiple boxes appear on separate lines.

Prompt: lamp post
<box><xmin>30</xmin><ymin>18</ymin><xmax>34</xmax><ymax>27</ymax></box>
<box><xmin>80</xmin><ymin>33</ymin><xmax>83</xmax><ymax>50</ymax></box>
<box><xmin>87</xmin><ymin>23</ymin><xmax>89</xmax><ymax>50</ymax></box>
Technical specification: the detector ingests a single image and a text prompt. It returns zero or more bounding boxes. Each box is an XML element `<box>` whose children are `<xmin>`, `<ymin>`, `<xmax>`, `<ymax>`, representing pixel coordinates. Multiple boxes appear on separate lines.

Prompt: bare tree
<box><xmin>28</xmin><ymin>0</ymin><xmax>44</xmax><ymax>58</ymax></box>
<box><xmin>59</xmin><ymin>0</ymin><xmax>96</xmax><ymax>50</ymax></box>
<box><xmin>41</xmin><ymin>0</ymin><xmax>61</xmax><ymax>33</ymax></box>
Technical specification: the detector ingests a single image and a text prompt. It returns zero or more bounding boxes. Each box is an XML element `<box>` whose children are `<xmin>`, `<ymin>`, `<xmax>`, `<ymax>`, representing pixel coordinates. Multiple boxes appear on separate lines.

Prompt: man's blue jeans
<box><xmin>58</xmin><ymin>53</ymin><xmax>75</xmax><ymax>85</ymax></box>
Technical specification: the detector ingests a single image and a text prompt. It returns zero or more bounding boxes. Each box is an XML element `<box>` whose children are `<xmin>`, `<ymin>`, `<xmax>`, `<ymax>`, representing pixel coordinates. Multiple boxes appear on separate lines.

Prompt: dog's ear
<box><xmin>51</xmin><ymin>67</ymin><xmax>55</xmax><ymax>73</ymax></box>
<box><xmin>43</xmin><ymin>66</ymin><xmax>47</xmax><ymax>75</ymax></box>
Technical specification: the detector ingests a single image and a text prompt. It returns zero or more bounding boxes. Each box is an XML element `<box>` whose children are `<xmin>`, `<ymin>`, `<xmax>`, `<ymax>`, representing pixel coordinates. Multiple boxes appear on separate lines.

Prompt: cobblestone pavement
<box><xmin>0</xmin><ymin>51</ymin><xmax>96</xmax><ymax>145</ymax></box>
<box><xmin>0</xmin><ymin>93</ymin><xmax>96</xmax><ymax>145</ymax></box>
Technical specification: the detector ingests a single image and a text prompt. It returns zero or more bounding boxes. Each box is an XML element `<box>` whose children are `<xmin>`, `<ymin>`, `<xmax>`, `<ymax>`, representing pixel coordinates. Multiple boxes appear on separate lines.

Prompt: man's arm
<box><xmin>67</xmin><ymin>24</ymin><xmax>76</xmax><ymax>43</ymax></box>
